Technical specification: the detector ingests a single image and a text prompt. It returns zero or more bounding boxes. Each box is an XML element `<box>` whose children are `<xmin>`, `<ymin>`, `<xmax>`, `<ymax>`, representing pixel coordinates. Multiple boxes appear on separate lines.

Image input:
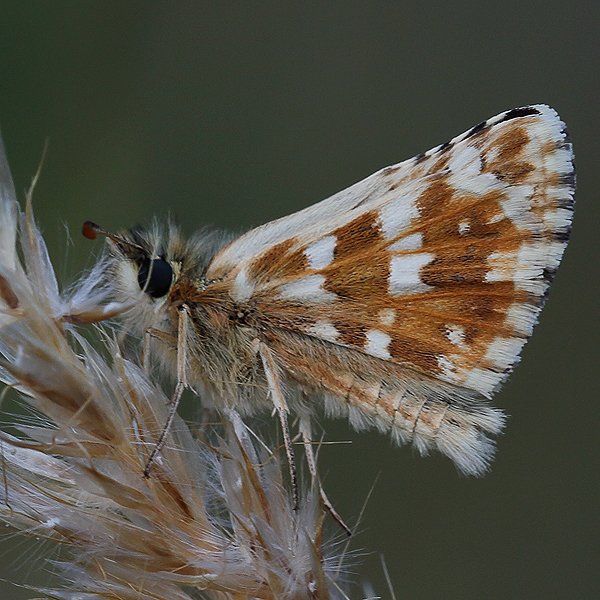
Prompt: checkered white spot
<box><xmin>88</xmin><ymin>105</ymin><xmax>575</xmax><ymax>476</ymax></box>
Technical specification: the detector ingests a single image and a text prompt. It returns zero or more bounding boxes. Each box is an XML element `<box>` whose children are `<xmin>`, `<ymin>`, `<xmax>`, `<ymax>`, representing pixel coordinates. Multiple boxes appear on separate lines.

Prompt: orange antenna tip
<box><xmin>82</xmin><ymin>221</ymin><xmax>100</xmax><ymax>240</ymax></box>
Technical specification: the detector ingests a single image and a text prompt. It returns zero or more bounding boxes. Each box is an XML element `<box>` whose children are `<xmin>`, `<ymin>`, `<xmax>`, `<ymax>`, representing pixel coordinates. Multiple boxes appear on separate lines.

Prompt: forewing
<box><xmin>208</xmin><ymin>105</ymin><xmax>574</xmax><ymax>398</ymax></box>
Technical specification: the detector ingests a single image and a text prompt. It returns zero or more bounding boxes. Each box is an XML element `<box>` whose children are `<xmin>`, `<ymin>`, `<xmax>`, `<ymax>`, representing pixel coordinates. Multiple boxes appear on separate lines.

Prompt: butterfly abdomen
<box><xmin>268</xmin><ymin>328</ymin><xmax>504</xmax><ymax>475</ymax></box>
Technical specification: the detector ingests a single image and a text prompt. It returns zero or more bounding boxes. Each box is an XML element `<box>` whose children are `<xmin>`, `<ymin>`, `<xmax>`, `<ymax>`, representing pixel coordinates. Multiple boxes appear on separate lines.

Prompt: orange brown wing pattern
<box><xmin>206</xmin><ymin>105</ymin><xmax>573</xmax><ymax>474</ymax></box>
<box><xmin>234</xmin><ymin>105</ymin><xmax>573</xmax><ymax>399</ymax></box>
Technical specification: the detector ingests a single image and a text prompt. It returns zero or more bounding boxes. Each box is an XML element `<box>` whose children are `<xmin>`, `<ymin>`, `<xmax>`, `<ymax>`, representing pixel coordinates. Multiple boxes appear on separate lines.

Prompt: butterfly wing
<box><xmin>207</xmin><ymin>105</ymin><xmax>574</xmax><ymax>473</ymax></box>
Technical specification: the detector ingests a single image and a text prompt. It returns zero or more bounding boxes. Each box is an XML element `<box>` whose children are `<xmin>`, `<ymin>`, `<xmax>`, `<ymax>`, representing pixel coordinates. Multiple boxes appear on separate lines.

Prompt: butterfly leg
<box><xmin>256</xmin><ymin>340</ymin><xmax>300</xmax><ymax>510</ymax></box>
<box><xmin>142</xmin><ymin>327</ymin><xmax>177</xmax><ymax>372</ymax></box>
<box><xmin>141</xmin><ymin>329</ymin><xmax>152</xmax><ymax>372</ymax></box>
<box><xmin>143</xmin><ymin>304</ymin><xmax>189</xmax><ymax>478</ymax></box>
<box><xmin>299</xmin><ymin>414</ymin><xmax>352</xmax><ymax>536</ymax></box>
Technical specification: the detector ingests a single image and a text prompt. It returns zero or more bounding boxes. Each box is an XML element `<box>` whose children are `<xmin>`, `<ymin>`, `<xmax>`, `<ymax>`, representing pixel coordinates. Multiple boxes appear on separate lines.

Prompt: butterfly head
<box><xmin>83</xmin><ymin>220</ymin><xmax>177</xmax><ymax>302</ymax></box>
<box><xmin>81</xmin><ymin>219</ymin><xmax>236</xmax><ymax>329</ymax></box>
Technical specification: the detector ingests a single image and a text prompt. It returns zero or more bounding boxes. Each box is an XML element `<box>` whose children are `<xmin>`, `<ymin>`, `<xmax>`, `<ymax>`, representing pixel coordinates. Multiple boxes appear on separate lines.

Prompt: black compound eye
<box><xmin>137</xmin><ymin>258</ymin><xmax>173</xmax><ymax>298</ymax></box>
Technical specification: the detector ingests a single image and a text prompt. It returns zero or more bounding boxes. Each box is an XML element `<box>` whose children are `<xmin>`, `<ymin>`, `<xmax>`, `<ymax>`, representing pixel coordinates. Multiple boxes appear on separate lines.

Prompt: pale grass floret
<box><xmin>0</xmin><ymin>142</ymin><xmax>351</xmax><ymax>599</ymax></box>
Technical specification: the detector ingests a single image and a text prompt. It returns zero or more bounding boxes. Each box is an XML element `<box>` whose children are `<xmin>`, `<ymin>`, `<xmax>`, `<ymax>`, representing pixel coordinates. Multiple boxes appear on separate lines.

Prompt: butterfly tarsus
<box><xmin>300</xmin><ymin>414</ymin><xmax>352</xmax><ymax>536</ymax></box>
<box><xmin>257</xmin><ymin>340</ymin><xmax>300</xmax><ymax>511</ymax></box>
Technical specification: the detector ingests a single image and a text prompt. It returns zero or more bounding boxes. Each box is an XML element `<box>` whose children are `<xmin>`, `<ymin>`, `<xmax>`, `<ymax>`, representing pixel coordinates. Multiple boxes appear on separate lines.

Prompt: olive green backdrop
<box><xmin>0</xmin><ymin>2</ymin><xmax>598</xmax><ymax>599</ymax></box>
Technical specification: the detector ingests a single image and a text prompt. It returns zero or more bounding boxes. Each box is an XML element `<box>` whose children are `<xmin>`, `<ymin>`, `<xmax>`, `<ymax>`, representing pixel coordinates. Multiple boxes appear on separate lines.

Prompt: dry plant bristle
<box><xmin>0</xmin><ymin>137</ymin><xmax>354</xmax><ymax>599</ymax></box>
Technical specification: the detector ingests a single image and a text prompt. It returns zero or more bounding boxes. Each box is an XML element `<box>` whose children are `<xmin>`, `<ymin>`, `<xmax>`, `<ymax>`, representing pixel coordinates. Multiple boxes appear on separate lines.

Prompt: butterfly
<box><xmin>79</xmin><ymin>104</ymin><xmax>574</xmax><ymax>493</ymax></box>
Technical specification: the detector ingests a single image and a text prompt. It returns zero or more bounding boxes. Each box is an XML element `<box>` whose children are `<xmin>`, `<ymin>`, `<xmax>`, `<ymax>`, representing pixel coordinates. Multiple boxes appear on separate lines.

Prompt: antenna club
<box><xmin>82</xmin><ymin>221</ymin><xmax>100</xmax><ymax>240</ymax></box>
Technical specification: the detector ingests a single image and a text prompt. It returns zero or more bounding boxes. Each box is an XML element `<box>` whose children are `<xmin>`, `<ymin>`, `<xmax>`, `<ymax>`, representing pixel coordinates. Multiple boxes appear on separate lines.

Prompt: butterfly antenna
<box><xmin>82</xmin><ymin>220</ymin><xmax>145</xmax><ymax>254</ymax></box>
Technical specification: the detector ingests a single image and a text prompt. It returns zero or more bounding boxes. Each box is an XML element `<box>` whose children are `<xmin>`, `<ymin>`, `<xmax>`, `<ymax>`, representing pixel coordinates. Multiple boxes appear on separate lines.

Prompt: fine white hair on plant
<box><xmin>0</xmin><ymin>136</ymin><xmax>358</xmax><ymax>599</ymax></box>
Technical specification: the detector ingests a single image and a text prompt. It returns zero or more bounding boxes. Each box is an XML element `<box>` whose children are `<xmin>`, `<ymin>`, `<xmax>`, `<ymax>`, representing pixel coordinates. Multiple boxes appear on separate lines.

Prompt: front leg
<box><xmin>143</xmin><ymin>304</ymin><xmax>190</xmax><ymax>478</ymax></box>
<box><xmin>142</xmin><ymin>327</ymin><xmax>178</xmax><ymax>372</ymax></box>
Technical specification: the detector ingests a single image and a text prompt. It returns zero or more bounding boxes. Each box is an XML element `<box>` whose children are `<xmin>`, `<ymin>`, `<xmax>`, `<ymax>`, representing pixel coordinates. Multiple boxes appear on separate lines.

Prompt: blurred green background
<box><xmin>0</xmin><ymin>2</ymin><xmax>598</xmax><ymax>598</ymax></box>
